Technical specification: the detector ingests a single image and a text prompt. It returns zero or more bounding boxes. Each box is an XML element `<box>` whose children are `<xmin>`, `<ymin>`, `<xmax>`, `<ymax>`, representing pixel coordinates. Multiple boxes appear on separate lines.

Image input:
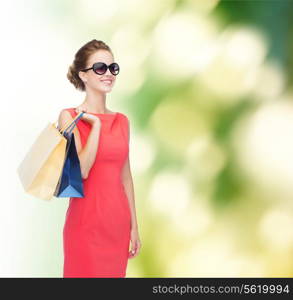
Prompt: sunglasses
<box><xmin>80</xmin><ymin>62</ymin><xmax>120</xmax><ymax>75</ymax></box>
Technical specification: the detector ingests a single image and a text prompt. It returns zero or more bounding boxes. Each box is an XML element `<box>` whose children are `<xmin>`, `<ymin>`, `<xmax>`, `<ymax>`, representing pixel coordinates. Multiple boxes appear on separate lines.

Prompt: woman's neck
<box><xmin>81</xmin><ymin>92</ymin><xmax>109</xmax><ymax>114</ymax></box>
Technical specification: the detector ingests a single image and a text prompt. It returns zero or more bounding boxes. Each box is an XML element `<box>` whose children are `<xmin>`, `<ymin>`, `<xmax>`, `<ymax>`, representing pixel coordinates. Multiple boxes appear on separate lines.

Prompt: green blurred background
<box><xmin>9</xmin><ymin>0</ymin><xmax>293</xmax><ymax>277</ymax></box>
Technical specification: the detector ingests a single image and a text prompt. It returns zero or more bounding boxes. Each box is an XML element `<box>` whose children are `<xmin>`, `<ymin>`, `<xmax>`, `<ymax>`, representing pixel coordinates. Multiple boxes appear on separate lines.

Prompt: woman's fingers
<box><xmin>128</xmin><ymin>239</ymin><xmax>135</xmax><ymax>258</ymax></box>
<box><xmin>129</xmin><ymin>239</ymin><xmax>141</xmax><ymax>258</ymax></box>
<box><xmin>132</xmin><ymin>240</ymin><xmax>141</xmax><ymax>258</ymax></box>
<box><xmin>129</xmin><ymin>242</ymin><xmax>135</xmax><ymax>258</ymax></box>
<box><xmin>75</xmin><ymin>106</ymin><xmax>87</xmax><ymax>114</ymax></box>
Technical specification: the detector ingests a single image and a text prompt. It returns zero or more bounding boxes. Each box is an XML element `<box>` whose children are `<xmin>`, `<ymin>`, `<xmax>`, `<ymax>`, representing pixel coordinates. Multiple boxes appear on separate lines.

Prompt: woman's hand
<box><xmin>75</xmin><ymin>105</ymin><xmax>100</xmax><ymax>127</ymax></box>
<box><xmin>128</xmin><ymin>228</ymin><xmax>142</xmax><ymax>259</ymax></box>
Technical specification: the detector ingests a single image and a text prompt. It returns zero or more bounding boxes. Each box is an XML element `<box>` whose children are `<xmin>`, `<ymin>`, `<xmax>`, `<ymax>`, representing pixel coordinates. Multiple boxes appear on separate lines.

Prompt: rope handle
<box><xmin>54</xmin><ymin>110</ymin><xmax>84</xmax><ymax>135</ymax></box>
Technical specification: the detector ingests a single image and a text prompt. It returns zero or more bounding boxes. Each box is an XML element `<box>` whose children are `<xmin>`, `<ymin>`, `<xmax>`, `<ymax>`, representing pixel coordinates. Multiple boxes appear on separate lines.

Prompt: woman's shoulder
<box><xmin>117</xmin><ymin>112</ymin><xmax>129</xmax><ymax>126</ymax></box>
<box><xmin>58</xmin><ymin>107</ymin><xmax>75</xmax><ymax>120</ymax></box>
<box><xmin>62</xmin><ymin>107</ymin><xmax>75</xmax><ymax>114</ymax></box>
<box><xmin>117</xmin><ymin>111</ymin><xmax>128</xmax><ymax>120</ymax></box>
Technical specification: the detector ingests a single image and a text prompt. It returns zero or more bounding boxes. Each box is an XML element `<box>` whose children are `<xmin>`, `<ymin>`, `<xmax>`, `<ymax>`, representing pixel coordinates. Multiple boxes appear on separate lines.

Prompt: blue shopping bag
<box><xmin>54</xmin><ymin>112</ymin><xmax>85</xmax><ymax>198</ymax></box>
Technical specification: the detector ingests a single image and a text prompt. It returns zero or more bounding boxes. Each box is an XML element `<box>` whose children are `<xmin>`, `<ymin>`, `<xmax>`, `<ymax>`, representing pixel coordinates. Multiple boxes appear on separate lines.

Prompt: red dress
<box><xmin>62</xmin><ymin>107</ymin><xmax>131</xmax><ymax>278</ymax></box>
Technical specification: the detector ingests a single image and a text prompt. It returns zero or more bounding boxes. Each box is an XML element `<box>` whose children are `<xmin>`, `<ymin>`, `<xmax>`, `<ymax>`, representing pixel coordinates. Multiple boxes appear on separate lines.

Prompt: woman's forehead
<box><xmin>89</xmin><ymin>50</ymin><xmax>113</xmax><ymax>63</ymax></box>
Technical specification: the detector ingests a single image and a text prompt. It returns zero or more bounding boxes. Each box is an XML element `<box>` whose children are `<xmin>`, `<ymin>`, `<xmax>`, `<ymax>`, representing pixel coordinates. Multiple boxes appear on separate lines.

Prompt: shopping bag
<box><xmin>17</xmin><ymin>111</ymin><xmax>84</xmax><ymax>200</ymax></box>
<box><xmin>54</xmin><ymin>120</ymin><xmax>84</xmax><ymax>198</ymax></box>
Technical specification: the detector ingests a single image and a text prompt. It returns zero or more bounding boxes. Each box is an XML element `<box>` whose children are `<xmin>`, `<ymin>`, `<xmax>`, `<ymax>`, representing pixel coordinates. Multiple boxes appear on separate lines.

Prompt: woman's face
<box><xmin>79</xmin><ymin>50</ymin><xmax>117</xmax><ymax>93</ymax></box>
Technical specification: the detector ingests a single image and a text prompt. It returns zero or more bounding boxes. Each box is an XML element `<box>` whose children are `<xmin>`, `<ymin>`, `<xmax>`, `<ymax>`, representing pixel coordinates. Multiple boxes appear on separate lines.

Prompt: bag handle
<box><xmin>65</xmin><ymin>112</ymin><xmax>84</xmax><ymax>135</ymax></box>
<box><xmin>54</xmin><ymin>111</ymin><xmax>84</xmax><ymax>134</ymax></box>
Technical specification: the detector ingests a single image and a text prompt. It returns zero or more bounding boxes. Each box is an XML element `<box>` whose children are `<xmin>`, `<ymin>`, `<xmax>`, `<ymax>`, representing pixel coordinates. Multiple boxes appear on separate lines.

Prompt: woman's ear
<box><xmin>78</xmin><ymin>71</ymin><xmax>87</xmax><ymax>83</ymax></box>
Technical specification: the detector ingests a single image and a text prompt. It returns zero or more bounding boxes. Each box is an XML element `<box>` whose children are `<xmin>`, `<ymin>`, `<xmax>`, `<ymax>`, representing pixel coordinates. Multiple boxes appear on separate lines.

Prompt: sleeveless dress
<box><xmin>62</xmin><ymin>107</ymin><xmax>131</xmax><ymax>278</ymax></box>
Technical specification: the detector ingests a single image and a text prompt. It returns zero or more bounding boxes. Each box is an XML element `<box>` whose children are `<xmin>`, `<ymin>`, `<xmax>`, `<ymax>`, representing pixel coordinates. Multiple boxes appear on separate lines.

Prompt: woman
<box><xmin>58</xmin><ymin>39</ymin><xmax>141</xmax><ymax>277</ymax></box>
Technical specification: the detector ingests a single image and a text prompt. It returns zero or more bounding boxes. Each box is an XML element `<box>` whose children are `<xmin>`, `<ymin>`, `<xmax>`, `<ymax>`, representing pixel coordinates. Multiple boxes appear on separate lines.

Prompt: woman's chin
<box><xmin>95</xmin><ymin>86</ymin><xmax>113</xmax><ymax>93</ymax></box>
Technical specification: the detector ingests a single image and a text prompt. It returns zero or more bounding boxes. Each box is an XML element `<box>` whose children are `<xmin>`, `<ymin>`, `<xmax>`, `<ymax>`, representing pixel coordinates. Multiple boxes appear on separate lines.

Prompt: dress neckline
<box><xmin>71</xmin><ymin>108</ymin><xmax>118</xmax><ymax>117</ymax></box>
<box><xmin>88</xmin><ymin>112</ymin><xmax>118</xmax><ymax>116</ymax></box>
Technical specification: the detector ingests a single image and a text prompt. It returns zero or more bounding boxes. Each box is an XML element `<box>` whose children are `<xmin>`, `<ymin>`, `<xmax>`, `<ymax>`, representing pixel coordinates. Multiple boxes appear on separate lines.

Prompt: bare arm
<box><xmin>121</xmin><ymin>156</ymin><xmax>138</xmax><ymax>230</ymax></box>
<box><xmin>120</xmin><ymin>117</ymin><xmax>141</xmax><ymax>258</ymax></box>
<box><xmin>120</xmin><ymin>117</ymin><xmax>138</xmax><ymax>229</ymax></box>
<box><xmin>58</xmin><ymin>109</ymin><xmax>101</xmax><ymax>179</ymax></box>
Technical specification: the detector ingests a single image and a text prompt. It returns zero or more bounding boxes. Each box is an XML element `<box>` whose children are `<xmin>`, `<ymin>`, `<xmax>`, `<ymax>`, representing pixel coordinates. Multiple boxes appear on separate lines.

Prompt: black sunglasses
<box><xmin>80</xmin><ymin>62</ymin><xmax>120</xmax><ymax>76</ymax></box>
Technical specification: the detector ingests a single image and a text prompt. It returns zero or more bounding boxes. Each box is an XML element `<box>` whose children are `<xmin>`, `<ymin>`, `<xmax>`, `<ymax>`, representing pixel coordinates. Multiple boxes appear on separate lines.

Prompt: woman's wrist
<box><xmin>131</xmin><ymin>223</ymin><xmax>138</xmax><ymax>231</ymax></box>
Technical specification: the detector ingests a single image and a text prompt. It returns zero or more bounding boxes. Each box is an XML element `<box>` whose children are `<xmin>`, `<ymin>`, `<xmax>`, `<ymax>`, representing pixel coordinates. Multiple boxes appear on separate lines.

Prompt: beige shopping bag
<box><xmin>17</xmin><ymin>111</ymin><xmax>84</xmax><ymax>200</ymax></box>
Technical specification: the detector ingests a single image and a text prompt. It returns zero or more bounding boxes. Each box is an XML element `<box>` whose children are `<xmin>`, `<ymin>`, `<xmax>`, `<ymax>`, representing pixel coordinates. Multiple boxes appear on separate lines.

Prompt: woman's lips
<box><xmin>101</xmin><ymin>79</ymin><xmax>113</xmax><ymax>85</ymax></box>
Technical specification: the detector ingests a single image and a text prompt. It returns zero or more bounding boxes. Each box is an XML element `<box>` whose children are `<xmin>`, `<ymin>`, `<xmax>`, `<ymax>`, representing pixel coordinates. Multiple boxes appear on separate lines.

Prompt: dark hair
<box><xmin>67</xmin><ymin>39</ymin><xmax>113</xmax><ymax>91</ymax></box>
